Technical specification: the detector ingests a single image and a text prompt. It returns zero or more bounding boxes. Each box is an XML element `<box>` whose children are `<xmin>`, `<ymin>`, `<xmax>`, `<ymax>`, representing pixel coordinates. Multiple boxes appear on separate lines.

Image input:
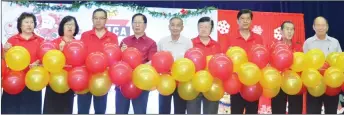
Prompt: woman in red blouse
<box><xmin>43</xmin><ymin>16</ymin><xmax>79</xmax><ymax>114</ymax></box>
<box><xmin>1</xmin><ymin>12</ymin><xmax>44</xmax><ymax>114</ymax></box>
<box><xmin>271</xmin><ymin>21</ymin><xmax>303</xmax><ymax>114</ymax></box>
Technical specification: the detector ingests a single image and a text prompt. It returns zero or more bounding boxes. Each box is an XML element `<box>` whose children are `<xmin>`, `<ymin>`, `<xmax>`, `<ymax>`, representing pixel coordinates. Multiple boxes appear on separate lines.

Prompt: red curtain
<box><xmin>217</xmin><ymin>10</ymin><xmax>306</xmax><ymax>114</ymax></box>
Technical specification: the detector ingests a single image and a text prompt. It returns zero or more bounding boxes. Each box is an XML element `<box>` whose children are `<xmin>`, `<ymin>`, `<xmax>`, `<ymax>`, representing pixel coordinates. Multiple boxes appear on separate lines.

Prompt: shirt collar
<box><xmin>15</xmin><ymin>33</ymin><xmax>39</xmax><ymax>41</ymax></box>
<box><xmin>90</xmin><ymin>28</ymin><xmax>111</xmax><ymax>39</ymax></box>
<box><xmin>131</xmin><ymin>33</ymin><xmax>147</xmax><ymax>40</ymax></box>
<box><xmin>235</xmin><ymin>30</ymin><xmax>256</xmax><ymax>41</ymax></box>
<box><xmin>313</xmin><ymin>34</ymin><xmax>331</xmax><ymax>41</ymax></box>
<box><xmin>194</xmin><ymin>36</ymin><xmax>215</xmax><ymax>46</ymax></box>
<box><xmin>169</xmin><ymin>35</ymin><xmax>183</xmax><ymax>44</ymax></box>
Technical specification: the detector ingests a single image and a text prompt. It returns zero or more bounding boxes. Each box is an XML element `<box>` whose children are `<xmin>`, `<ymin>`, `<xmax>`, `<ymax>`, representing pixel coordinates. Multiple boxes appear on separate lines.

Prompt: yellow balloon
<box><xmin>5</xmin><ymin>46</ymin><xmax>30</xmax><ymax>71</ymax></box>
<box><xmin>43</xmin><ymin>50</ymin><xmax>66</xmax><ymax>73</ymax></box>
<box><xmin>324</xmin><ymin>67</ymin><xmax>344</xmax><ymax>88</ymax></box>
<box><xmin>178</xmin><ymin>80</ymin><xmax>200</xmax><ymax>100</ymax></box>
<box><xmin>333</xmin><ymin>53</ymin><xmax>344</xmax><ymax>72</ymax></box>
<box><xmin>226</xmin><ymin>46</ymin><xmax>248</xmax><ymax>72</ymax></box>
<box><xmin>203</xmin><ymin>78</ymin><xmax>225</xmax><ymax>101</ymax></box>
<box><xmin>171</xmin><ymin>58</ymin><xmax>196</xmax><ymax>82</ymax></box>
<box><xmin>290</xmin><ymin>52</ymin><xmax>306</xmax><ymax>72</ymax></box>
<box><xmin>25</xmin><ymin>66</ymin><xmax>50</xmax><ymax>91</ymax></box>
<box><xmin>49</xmin><ymin>69</ymin><xmax>69</xmax><ymax>93</ymax></box>
<box><xmin>192</xmin><ymin>70</ymin><xmax>214</xmax><ymax>92</ymax></box>
<box><xmin>305</xmin><ymin>49</ymin><xmax>325</xmax><ymax>69</ymax></box>
<box><xmin>89</xmin><ymin>71</ymin><xmax>112</xmax><ymax>96</ymax></box>
<box><xmin>326</xmin><ymin>52</ymin><xmax>340</xmax><ymax>67</ymax></box>
<box><xmin>133</xmin><ymin>64</ymin><xmax>159</xmax><ymax>90</ymax></box>
<box><xmin>301</xmin><ymin>68</ymin><xmax>322</xmax><ymax>88</ymax></box>
<box><xmin>238</xmin><ymin>62</ymin><xmax>262</xmax><ymax>86</ymax></box>
<box><xmin>205</xmin><ymin>55</ymin><xmax>213</xmax><ymax>70</ymax></box>
<box><xmin>281</xmin><ymin>70</ymin><xmax>302</xmax><ymax>95</ymax></box>
<box><xmin>262</xmin><ymin>87</ymin><xmax>280</xmax><ymax>98</ymax></box>
<box><xmin>76</xmin><ymin>88</ymin><xmax>89</xmax><ymax>95</ymax></box>
<box><xmin>157</xmin><ymin>74</ymin><xmax>176</xmax><ymax>96</ymax></box>
<box><xmin>260</xmin><ymin>66</ymin><xmax>282</xmax><ymax>89</ymax></box>
<box><xmin>307</xmin><ymin>80</ymin><xmax>326</xmax><ymax>97</ymax></box>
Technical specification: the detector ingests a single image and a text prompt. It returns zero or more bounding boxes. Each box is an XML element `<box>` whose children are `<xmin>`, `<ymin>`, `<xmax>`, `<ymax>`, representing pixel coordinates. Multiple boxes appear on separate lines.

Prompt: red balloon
<box><xmin>68</xmin><ymin>67</ymin><xmax>89</xmax><ymax>92</ymax></box>
<box><xmin>341</xmin><ymin>84</ymin><xmax>344</xmax><ymax>92</ymax></box>
<box><xmin>63</xmin><ymin>40</ymin><xmax>87</xmax><ymax>66</ymax></box>
<box><xmin>223</xmin><ymin>73</ymin><xmax>242</xmax><ymax>95</ymax></box>
<box><xmin>152</xmin><ymin>51</ymin><xmax>174</xmax><ymax>73</ymax></box>
<box><xmin>240</xmin><ymin>83</ymin><xmax>263</xmax><ymax>102</ymax></box>
<box><xmin>103</xmin><ymin>43</ymin><xmax>122</xmax><ymax>66</ymax></box>
<box><xmin>109</xmin><ymin>61</ymin><xmax>133</xmax><ymax>86</ymax></box>
<box><xmin>2</xmin><ymin>71</ymin><xmax>25</xmax><ymax>95</ymax></box>
<box><xmin>271</xmin><ymin>48</ymin><xmax>293</xmax><ymax>71</ymax></box>
<box><xmin>208</xmin><ymin>53</ymin><xmax>233</xmax><ymax>81</ymax></box>
<box><xmin>37</xmin><ymin>41</ymin><xmax>58</xmax><ymax>60</ymax></box>
<box><xmin>318</xmin><ymin>62</ymin><xmax>330</xmax><ymax>76</ymax></box>
<box><xmin>120</xmin><ymin>81</ymin><xmax>142</xmax><ymax>99</ymax></box>
<box><xmin>325</xmin><ymin>86</ymin><xmax>341</xmax><ymax>96</ymax></box>
<box><xmin>86</xmin><ymin>52</ymin><xmax>108</xmax><ymax>73</ymax></box>
<box><xmin>2</xmin><ymin>59</ymin><xmax>8</xmax><ymax>77</ymax></box>
<box><xmin>122</xmin><ymin>47</ymin><xmax>142</xmax><ymax>69</ymax></box>
<box><xmin>249</xmin><ymin>45</ymin><xmax>270</xmax><ymax>69</ymax></box>
<box><xmin>271</xmin><ymin>41</ymin><xmax>290</xmax><ymax>52</ymax></box>
<box><xmin>184</xmin><ymin>48</ymin><xmax>206</xmax><ymax>71</ymax></box>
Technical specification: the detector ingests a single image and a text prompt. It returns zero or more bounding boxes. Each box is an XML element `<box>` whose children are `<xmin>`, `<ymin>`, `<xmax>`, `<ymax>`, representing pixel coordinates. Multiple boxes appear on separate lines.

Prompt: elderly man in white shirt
<box><xmin>303</xmin><ymin>16</ymin><xmax>342</xmax><ymax>114</ymax></box>
<box><xmin>158</xmin><ymin>17</ymin><xmax>193</xmax><ymax>114</ymax></box>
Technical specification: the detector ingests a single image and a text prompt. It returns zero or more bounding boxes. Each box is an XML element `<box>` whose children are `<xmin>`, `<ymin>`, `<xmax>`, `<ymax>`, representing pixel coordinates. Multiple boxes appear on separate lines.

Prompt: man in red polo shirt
<box><xmin>78</xmin><ymin>8</ymin><xmax>118</xmax><ymax>114</ymax></box>
<box><xmin>116</xmin><ymin>13</ymin><xmax>157</xmax><ymax>114</ymax></box>
<box><xmin>225</xmin><ymin>9</ymin><xmax>263</xmax><ymax>114</ymax></box>
<box><xmin>188</xmin><ymin>16</ymin><xmax>222</xmax><ymax>114</ymax></box>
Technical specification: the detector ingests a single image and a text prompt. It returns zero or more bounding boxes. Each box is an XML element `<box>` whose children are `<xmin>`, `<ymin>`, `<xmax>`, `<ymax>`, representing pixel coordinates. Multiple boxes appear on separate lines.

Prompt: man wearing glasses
<box><xmin>79</xmin><ymin>8</ymin><xmax>118</xmax><ymax>114</ymax></box>
<box><xmin>116</xmin><ymin>13</ymin><xmax>157</xmax><ymax>114</ymax></box>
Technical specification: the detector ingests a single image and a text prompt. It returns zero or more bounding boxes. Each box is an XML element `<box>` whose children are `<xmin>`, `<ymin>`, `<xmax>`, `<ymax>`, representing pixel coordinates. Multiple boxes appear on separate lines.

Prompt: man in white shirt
<box><xmin>158</xmin><ymin>17</ymin><xmax>193</xmax><ymax>114</ymax></box>
<box><xmin>303</xmin><ymin>16</ymin><xmax>342</xmax><ymax>114</ymax></box>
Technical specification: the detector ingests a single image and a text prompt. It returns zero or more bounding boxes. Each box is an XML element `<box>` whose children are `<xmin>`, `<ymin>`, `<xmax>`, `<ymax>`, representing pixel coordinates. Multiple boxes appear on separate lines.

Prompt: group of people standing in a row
<box><xmin>1</xmin><ymin>8</ymin><xmax>342</xmax><ymax>114</ymax></box>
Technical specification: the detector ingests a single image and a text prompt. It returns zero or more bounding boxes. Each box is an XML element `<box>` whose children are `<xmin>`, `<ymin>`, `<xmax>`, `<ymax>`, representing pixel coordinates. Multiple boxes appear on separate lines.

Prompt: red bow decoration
<box><xmin>180</xmin><ymin>8</ymin><xmax>188</xmax><ymax>15</ymax></box>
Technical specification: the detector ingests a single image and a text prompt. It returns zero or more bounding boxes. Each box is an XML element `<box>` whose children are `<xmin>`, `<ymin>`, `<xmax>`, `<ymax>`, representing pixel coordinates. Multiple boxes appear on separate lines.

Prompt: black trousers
<box><xmin>43</xmin><ymin>86</ymin><xmax>75</xmax><ymax>114</ymax></box>
<box><xmin>159</xmin><ymin>89</ymin><xmax>187</xmax><ymax>114</ymax></box>
<box><xmin>77</xmin><ymin>92</ymin><xmax>108</xmax><ymax>114</ymax></box>
<box><xmin>271</xmin><ymin>89</ymin><xmax>303</xmax><ymax>114</ymax></box>
<box><xmin>230</xmin><ymin>93</ymin><xmax>259</xmax><ymax>114</ymax></box>
<box><xmin>1</xmin><ymin>87</ymin><xmax>42</xmax><ymax>114</ymax></box>
<box><xmin>306</xmin><ymin>92</ymin><xmax>339</xmax><ymax>114</ymax></box>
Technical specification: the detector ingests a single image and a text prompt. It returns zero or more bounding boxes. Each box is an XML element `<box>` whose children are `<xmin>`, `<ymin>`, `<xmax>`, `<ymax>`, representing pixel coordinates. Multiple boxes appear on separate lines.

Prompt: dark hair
<box><xmin>169</xmin><ymin>17</ymin><xmax>183</xmax><ymax>25</ymax></box>
<box><xmin>132</xmin><ymin>13</ymin><xmax>147</xmax><ymax>24</ymax></box>
<box><xmin>237</xmin><ymin>9</ymin><xmax>253</xmax><ymax>20</ymax></box>
<box><xmin>197</xmin><ymin>16</ymin><xmax>214</xmax><ymax>31</ymax></box>
<box><xmin>281</xmin><ymin>21</ymin><xmax>294</xmax><ymax>30</ymax></box>
<box><xmin>93</xmin><ymin>8</ymin><xmax>107</xmax><ymax>19</ymax></box>
<box><xmin>17</xmin><ymin>12</ymin><xmax>37</xmax><ymax>33</ymax></box>
<box><xmin>58</xmin><ymin>16</ymin><xmax>79</xmax><ymax>36</ymax></box>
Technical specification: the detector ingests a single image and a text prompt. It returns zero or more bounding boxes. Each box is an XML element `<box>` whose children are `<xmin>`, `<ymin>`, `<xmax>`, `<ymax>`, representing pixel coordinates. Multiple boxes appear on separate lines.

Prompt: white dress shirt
<box><xmin>158</xmin><ymin>35</ymin><xmax>193</xmax><ymax>60</ymax></box>
<box><xmin>303</xmin><ymin>34</ymin><xmax>342</xmax><ymax>56</ymax></box>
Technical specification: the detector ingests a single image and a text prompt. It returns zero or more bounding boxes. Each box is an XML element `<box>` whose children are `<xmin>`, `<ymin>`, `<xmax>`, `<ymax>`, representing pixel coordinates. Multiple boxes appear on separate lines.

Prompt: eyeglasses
<box><xmin>132</xmin><ymin>22</ymin><xmax>145</xmax><ymax>25</ymax></box>
<box><xmin>93</xmin><ymin>17</ymin><xmax>107</xmax><ymax>20</ymax></box>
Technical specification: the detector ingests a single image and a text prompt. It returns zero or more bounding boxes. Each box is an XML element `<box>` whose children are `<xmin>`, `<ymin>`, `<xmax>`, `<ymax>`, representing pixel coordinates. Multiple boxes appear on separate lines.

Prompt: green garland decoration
<box><xmin>10</xmin><ymin>1</ymin><xmax>217</xmax><ymax>18</ymax></box>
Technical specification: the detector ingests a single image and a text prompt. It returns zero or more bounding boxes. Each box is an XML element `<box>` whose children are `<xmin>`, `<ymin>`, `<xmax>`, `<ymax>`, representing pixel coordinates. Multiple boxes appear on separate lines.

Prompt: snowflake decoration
<box><xmin>274</xmin><ymin>27</ymin><xmax>282</xmax><ymax>40</ymax></box>
<box><xmin>252</xmin><ymin>25</ymin><xmax>263</xmax><ymax>35</ymax></box>
<box><xmin>217</xmin><ymin>20</ymin><xmax>230</xmax><ymax>34</ymax></box>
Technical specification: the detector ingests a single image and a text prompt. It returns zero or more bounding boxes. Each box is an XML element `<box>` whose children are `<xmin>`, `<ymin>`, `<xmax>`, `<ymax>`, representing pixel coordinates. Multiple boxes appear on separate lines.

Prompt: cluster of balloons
<box><xmin>3</xmin><ymin>40</ymin><xmax>344</xmax><ymax>101</ymax></box>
